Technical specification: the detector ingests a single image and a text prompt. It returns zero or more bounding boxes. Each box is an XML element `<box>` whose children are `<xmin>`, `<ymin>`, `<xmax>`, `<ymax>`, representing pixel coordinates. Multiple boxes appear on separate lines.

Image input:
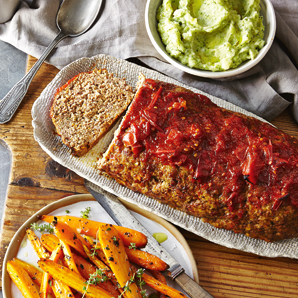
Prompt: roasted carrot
<box><xmin>40</xmin><ymin>243</ymin><xmax>63</xmax><ymax>298</ymax></box>
<box><xmin>52</xmin><ymin>279</ymin><xmax>74</xmax><ymax>298</ymax></box>
<box><xmin>73</xmin><ymin>291</ymin><xmax>82</xmax><ymax>298</ymax></box>
<box><xmin>149</xmin><ymin>270</ymin><xmax>168</xmax><ymax>298</ymax></box>
<box><xmin>40</xmin><ymin>235</ymin><xmax>109</xmax><ymax>276</ymax></box>
<box><xmin>11</xmin><ymin>217</ymin><xmax>186</xmax><ymax>298</ymax></box>
<box><xmin>73</xmin><ymin>292</ymin><xmax>82</xmax><ymax>298</ymax></box>
<box><xmin>39</xmin><ymin>235</ymin><xmax>119</xmax><ymax>295</ymax></box>
<box><xmin>7</xmin><ymin>260</ymin><xmax>40</xmax><ymax>298</ymax></box>
<box><xmin>141</xmin><ymin>271</ymin><xmax>187</xmax><ymax>298</ymax></box>
<box><xmin>83</xmin><ymin>244</ymin><xmax>121</xmax><ymax>292</ymax></box>
<box><xmin>125</xmin><ymin>247</ymin><xmax>169</xmax><ymax>271</ymax></box>
<box><xmin>149</xmin><ymin>270</ymin><xmax>167</xmax><ymax>284</ymax></box>
<box><xmin>41</xmin><ymin>233</ymin><xmax>59</xmax><ymax>252</ymax></box>
<box><xmin>38</xmin><ymin>259</ymin><xmax>114</xmax><ymax>298</ymax></box>
<box><xmin>53</xmin><ymin>221</ymin><xmax>88</xmax><ymax>257</ymax></box>
<box><xmin>26</xmin><ymin>228</ymin><xmax>50</xmax><ymax>259</ymax></box>
<box><xmin>60</xmin><ymin>239</ymin><xmax>81</xmax><ymax>275</ymax></box>
<box><xmin>73</xmin><ymin>252</ymin><xmax>120</xmax><ymax>297</ymax></box>
<box><xmin>82</xmin><ymin>235</ymin><xmax>95</xmax><ymax>246</ymax></box>
<box><xmin>83</xmin><ymin>245</ymin><xmax>112</xmax><ymax>277</ymax></box>
<box><xmin>83</xmin><ymin>235</ymin><xmax>108</xmax><ymax>264</ymax></box>
<box><xmin>13</xmin><ymin>258</ymin><xmax>57</xmax><ymax>296</ymax></box>
<box><xmin>97</xmin><ymin>223</ymin><xmax>142</xmax><ymax>298</ymax></box>
<box><xmin>38</xmin><ymin>234</ymin><xmax>79</xmax><ymax>298</ymax></box>
<box><xmin>13</xmin><ymin>258</ymin><xmax>43</xmax><ymax>286</ymax></box>
<box><xmin>50</xmin><ymin>243</ymin><xmax>64</xmax><ymax>261</ymax></box>
<box><xmin>41</xmin><ymin>215</ymin><xmax>148</xmax><ymax>247</ymax></box>
<box><xmin>56</xmin><ymin>220</ymin><xmax>91</xmax><ymax>249</ymax></box>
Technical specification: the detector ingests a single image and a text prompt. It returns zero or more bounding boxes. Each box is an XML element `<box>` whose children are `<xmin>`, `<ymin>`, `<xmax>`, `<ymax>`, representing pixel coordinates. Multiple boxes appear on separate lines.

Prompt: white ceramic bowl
<box><xmin>145</xmin><ymin>0</ymin><xmax>276</xmax><ymax>79</ymax></box>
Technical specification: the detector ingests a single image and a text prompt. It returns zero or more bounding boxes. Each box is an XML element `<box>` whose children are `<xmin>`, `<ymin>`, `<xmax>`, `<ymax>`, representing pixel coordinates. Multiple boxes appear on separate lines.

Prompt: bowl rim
<box><xmin>145</xmin><ymin>0</ymin><xmax>276</xmax><ymax>79</ymax></box>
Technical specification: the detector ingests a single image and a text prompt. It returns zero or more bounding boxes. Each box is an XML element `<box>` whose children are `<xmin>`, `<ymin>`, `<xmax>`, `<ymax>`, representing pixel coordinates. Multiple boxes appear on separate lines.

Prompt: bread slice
<box><xmin>50</xmin><ymin>69</ymin><xmax>134</xmax><ymax>156</ymax></box>
<box><xmin>99</xmin><ymin>75</ymin><xmax>298</xmax><ymax>242</ymax></box>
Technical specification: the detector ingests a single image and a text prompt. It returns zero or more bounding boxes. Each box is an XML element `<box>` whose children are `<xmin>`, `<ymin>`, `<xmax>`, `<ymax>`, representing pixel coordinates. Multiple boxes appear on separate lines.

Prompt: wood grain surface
<box><xmin>0</xmin><ymin>56</ymin><xmax>298</xmax><ymax>297</ymax></box>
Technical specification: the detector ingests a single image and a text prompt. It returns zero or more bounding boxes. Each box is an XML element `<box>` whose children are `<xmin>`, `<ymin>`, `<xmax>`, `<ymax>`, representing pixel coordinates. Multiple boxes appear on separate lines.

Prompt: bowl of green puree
<box><xmin>145</xmin><ymin>0</ymin><xmax>276</xmax><ymax>79</ymax></box>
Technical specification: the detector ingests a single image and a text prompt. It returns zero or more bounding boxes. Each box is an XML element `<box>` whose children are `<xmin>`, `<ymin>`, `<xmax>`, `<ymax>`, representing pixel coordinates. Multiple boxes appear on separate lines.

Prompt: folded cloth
<box><xmin>0</xmin><ymin>0</ymin><xmax>297</xmax><ymax>122</ymax></box>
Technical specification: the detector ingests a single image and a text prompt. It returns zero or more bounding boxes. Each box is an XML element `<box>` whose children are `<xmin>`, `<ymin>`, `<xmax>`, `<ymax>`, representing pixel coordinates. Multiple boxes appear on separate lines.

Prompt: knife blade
<box><xmin>85</xmin><ymin>180</ymin><xmax>213</xmax><ymax>298</ymax></box>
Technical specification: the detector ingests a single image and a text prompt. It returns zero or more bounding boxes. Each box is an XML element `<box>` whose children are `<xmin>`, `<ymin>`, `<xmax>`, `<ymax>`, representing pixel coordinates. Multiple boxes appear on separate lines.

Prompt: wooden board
<box><xmin>1</xmin><ymin>56</ymin><xmax>298</xmax><ymax>297</ymax></box>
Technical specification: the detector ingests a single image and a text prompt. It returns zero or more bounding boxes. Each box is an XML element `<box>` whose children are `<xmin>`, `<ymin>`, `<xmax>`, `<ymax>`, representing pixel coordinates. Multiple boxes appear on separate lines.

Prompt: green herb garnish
<box><xmin>30</xmin><ymin>223</ymin><xmax>54</xmax><ymax>234</ymax></box>
<box><xmin>128</xmin><ymin>242</ymin><xmax>137</xmax><ymax>250</ymax></box>
<box><xmin>80</xmin><ymin>207</ymin><xmax>91</xmax><ymax>219</ymax></box>
<box><xmin>117</xmin><ymin>269</ymin><xmax>146</xmax><ymax>298</ymax></box>
<box><xmin>82</xmin><ymin>269</ymin><xmax>109</xmax><ymax>298</ymax></box>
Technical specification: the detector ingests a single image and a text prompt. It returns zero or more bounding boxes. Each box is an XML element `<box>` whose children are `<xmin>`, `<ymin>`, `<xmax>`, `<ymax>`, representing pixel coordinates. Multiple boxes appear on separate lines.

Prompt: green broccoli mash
<box><xmin>157</xmin><ymin>0</ymin><xmax>265</xmax><ymax>72</ymax></box>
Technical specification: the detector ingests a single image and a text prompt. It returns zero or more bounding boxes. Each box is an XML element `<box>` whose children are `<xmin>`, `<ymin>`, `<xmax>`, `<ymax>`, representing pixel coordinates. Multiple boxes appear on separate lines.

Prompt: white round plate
<box><xmin>2</xmin><ymin>194</ymin><xmax>199</xmax><ymax>298</ymax></box>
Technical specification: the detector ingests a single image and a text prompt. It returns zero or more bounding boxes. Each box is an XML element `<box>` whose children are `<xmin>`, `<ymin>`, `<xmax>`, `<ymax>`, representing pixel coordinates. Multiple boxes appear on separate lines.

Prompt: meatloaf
<box><xmin>50</xmin><ymin>69</ymin><xmax>134</xmax><ymax>156</ymax></box>
<box><xmin>99</xmin><ymin>76</ymin><xmax>298</xmax><ymax>242</ymax></box>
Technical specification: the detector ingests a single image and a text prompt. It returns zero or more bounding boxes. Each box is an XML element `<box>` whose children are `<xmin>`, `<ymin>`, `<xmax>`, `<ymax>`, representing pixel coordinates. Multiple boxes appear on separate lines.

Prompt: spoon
<box><xmin>0</xmin><ymin>0</ymin><xmax>102</xmax><ymax>124</ymax></box>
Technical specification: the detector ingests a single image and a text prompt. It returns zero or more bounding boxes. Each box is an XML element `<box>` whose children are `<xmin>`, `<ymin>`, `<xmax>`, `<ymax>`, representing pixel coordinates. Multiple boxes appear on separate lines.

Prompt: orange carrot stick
<box><xmin>40</xmin><ymin>243</ymin><xmax>63</xmax><ymax>298</ymax></box>
<box><xmin>60</xmin><ymin>239</ymin><xmax>81</xmax><ymax>275</ymax></box>
<box><xmin>97</xmin><ymin>223</ymin><xmax>142</xmax><ymax>298</ymax></box>
<box><xmin>125</xmin><ymin>247</ymin><xmax>169</xmax><ymax>271</ymax></box>
<box><xmin>26</xmin><ymin>228</ymin><xmax>50</xmax><ymax>259</ymax></box>
<box><xmin>40</xmin><ymin>215</ymin><xmax>147</xmax><ymax>248</ymax></box>
<box><xmin>38</xmin><ymin>259</ymin><xmax>114</xmax><ymax>298</ymax></box>
<box><xmin>73</xmin><ymin>291</ymin><xmax>82</xmax><ymax>298</ymax></box>
<box><xmin>149</xmin><ymin>270</ymin><xmax>168</xmax><ymax>298</ymax></box>
<box><xmin>39</xmin><ymin>235</ymin><xmax>119</xmax><ymax>295</ymax></box>
<box><xmin>53</xmin><ymin>221</ymin><xmax>88</xmax><ymax>258</ymax></box>
<box><xmin>141</xmin><ymin>271</ymin><xmax>187</xmax><ymax>298</ymax></box>
<box><xmin>41</xmin><ymin>233</ymin><xmax>59</xmax><ymax>252</ymax></box>
<box><xmin>82</xmin><ymin>245</ymin><xmax>112</xmax><ymax>277</ymax></box>
<box><xmin>13</xmin><ymin>258</ymin><xmax>56</xmax><ymax>296</ymax></box>
<box><xmin>83</xmin><ymin>236</ymin><xmax>108</xmax><ymax>264</ymax></box>
<box><xmin>52</xmin><ymin>279</ymin><xmax>74</xmax><ymax>298</ymax></box>
<box><xmin>7</xmin><ymin>260</ymin><xmax>40</xmax><ymax>298</ymax></box>
<box><xmin>149</xmin><ymin>270</ymin><xmax>167</xmax><ymax>284</ymax></box>
<box><xmin>82</xmin><ymin>244</ymin><xmax>122</xmax><ymax>294</ymax></box>
<box><xmin>73</xmin><ymin>252</ymin><xmax>120</xmax><ymax>297</ymax></box>
<box><xmin>72</xmin><ymin>253</ymin><xmax>96</xmax><ymax>279</ymax></box>
<box><xmin>56</xmin><ymin>220</ymin><xmax>91</xmax><ymax>249</ymax></box>
<box><xmin>13</xmin><ymin>258</ymin><xmax>43</xmax><ymax>285</ymax></box>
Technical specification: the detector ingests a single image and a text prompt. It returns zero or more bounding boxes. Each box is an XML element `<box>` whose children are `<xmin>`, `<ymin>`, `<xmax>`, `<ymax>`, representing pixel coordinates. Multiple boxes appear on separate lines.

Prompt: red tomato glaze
<box><xmin>117</xmin><ymin>79</ymin><xmax>298</xmax><ymax>212</ymax></box>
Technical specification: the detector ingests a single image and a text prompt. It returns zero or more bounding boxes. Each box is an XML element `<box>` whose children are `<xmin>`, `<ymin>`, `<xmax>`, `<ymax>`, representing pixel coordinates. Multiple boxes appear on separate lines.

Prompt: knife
<box><xmin>85</xmin><ymin>180</ymin><xmax>214</xmax><ymax>298</ymax></box>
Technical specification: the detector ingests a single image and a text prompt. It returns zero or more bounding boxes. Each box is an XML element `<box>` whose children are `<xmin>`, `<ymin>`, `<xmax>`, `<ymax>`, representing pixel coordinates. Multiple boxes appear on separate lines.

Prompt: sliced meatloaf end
<box><xmin>50</xmin><ymin>68</ymin><xmax>134</xmax><ymax>156</ymax></box>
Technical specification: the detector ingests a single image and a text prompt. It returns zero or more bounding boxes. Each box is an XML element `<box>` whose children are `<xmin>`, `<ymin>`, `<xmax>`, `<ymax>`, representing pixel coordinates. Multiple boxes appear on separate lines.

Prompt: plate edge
<box><xmin>2</xmin><ymin>193</ymin><xmax>199</xmax><ymax>297</ymax></box>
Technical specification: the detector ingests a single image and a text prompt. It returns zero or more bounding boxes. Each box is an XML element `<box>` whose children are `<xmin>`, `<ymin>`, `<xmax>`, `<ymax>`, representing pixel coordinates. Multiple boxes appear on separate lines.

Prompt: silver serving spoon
<box><xmin>0</xmin><ymin>0</ymin><xmax>102</xmax><ymax>124</ymax></box>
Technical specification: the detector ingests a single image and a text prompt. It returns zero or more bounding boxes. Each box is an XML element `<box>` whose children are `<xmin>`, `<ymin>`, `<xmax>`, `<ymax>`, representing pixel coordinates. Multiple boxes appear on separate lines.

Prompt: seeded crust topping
<box><xmin>50</xmin><ymin>69</ymin><xmax>134</xmax><ymax>156</ymax></box>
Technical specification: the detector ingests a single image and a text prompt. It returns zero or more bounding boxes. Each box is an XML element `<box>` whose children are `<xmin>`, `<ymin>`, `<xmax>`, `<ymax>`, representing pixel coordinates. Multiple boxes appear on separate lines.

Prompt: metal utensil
<box><xmin>0</xmin><ymin>0</ymin><xmax>102</xmax><ymax>124</ymax></box>
<box><xmin>85</xmin><ymin>180</ymin><xmax>214</xmax><ymax>298</ymax></box>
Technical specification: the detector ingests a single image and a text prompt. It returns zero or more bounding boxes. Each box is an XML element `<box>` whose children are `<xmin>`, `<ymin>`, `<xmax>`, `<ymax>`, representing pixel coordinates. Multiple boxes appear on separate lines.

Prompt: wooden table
<box><xmin>1</xmin><ymin>56</ymin><xmax>298</xmax><ymax>298</ymax></box>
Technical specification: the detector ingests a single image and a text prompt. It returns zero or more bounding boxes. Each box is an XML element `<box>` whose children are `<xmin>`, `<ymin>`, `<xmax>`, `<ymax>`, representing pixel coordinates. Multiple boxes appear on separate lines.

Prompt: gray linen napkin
<box><xmin>0</xmin><ymin>0</ymin><xmax>297</xmax><ymax>122</ymax></box>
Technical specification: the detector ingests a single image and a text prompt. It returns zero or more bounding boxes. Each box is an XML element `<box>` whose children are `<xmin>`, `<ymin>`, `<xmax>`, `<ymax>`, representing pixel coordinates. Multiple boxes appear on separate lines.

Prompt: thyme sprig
<box><xmin>128</xmin><ymin>242</ymin><xmax>137</xmax><ymax>250</ymax></box>
<box><xmin>136</xmin><ymin>268</ymin><xmax>147</xmax><ymax>298</ymax></box>
<box><xmin>30</xmin><ymin>222</ymin><xmax>54</xmax><ymax>234</ymax></box>
<box><xmin>118</xmin><ymin>268</ymin><xmax>147</xmax><ymax>298</ymax></box>
<box><xmin>82</xmin><ymin>269</ymin><xmax>109</xmax><ymax>298</ymax></box>
<box><xmin>80</xmin><ymin>207</ymin><xmax>91</xmax><ymax>219</ymax></box>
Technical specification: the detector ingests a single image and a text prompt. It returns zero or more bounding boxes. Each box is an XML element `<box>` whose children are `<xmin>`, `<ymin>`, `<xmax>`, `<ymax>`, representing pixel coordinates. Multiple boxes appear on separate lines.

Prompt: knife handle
<box><xmin>175</xmin><ymin>272</ymin><xmax>214</xmax><ymax>298</ymax></box>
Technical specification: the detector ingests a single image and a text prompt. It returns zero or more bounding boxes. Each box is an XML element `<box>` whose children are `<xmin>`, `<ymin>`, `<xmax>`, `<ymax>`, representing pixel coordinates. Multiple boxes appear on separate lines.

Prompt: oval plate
<box><xmin>32</xmin><ymin>54</ymin><xmax>298</xmax><ymax>259</ymax></box>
